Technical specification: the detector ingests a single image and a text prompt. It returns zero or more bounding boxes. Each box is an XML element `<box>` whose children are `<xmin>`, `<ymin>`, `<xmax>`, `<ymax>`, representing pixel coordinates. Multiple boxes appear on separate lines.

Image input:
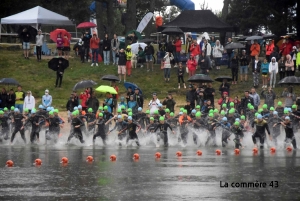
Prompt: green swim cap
<box><xmin>292</xmin><ymin>105</ymin><xmax>297</xmax><ymax>109</ymax></box>
<box><xmin>11</xmin><ymin>106</ymin><xmax>15</xmax><ymax>110</ymax></box>
<box><xmin>209</xmin><ymin>109</ymin><xmax>214</xmax><ymax>114</ymax></box>
<box><xmin>278</xmin><ymin>101</ymin><xmax>282</xmax><ymax>106</ymax></box>
<box><xmin>270</xmin><ymin>107</ymin><xmax>275</xmax><ymax>111</ymax></box>
<box><xmin>284</xmin><ymin>109</ymin><xmax>289</xmax><ymax>114</ymax></box>
<box><xmin>247</xmin><ymin>103</ymin><xmax>251</xmax><ymax>107</ymax></box>
<box><xmin>183</xmin><ymin>110</ymin><xmax>188</xmax><ymax>114</ymax></box>
<box><xmin>165</xmin><ymin>108</ymin><xmax>170</xmax><ymax>113</ymax></box>
<box><xmin>209</xmin><ymin>113</ymin><xmax>214</xmax><ymax>117</ymax></box>
<box><xmin>255</xmin><ymin>112</ymin><xmax>259</xmax><ymax>117</ymax></box>
<box><xmin>24</xmin><ymin>108</ymin><xmax>29</xmax><ymax>112</ymax></box>
<box><xmin>180</xmin><ymin>108</ymin><xmax>184</xmax><ymax>112</ymax></box>
<box><xmin>229</xmin><ymin>109</ymin><xmax>234</xmax><ymax>114</ymax></box>
<box><xmin>250</xmin><ymin>106</ymin><xmax>254</xmax><ymax>110</ymax></box>
<box><xmin>240</xmin><ymin>115</ymin><xmax>245</xmax><ymax>120</ymax></box>
<box><xmin>127</xmin><ymin>108</ymin><xmax>132</xmax><ymax>112</ymax></box>
<box><xmin>230</xmin><ymin>102</ymin><xmax>234</xmax><ymax>107</ymax></box>
<box><xmin>159</xmin><ymin>116</ymin><xmax>165</xmax><ymax>121</ymax></box>
<box><xmin>49</xmin><ymin>111</ymin><xmax>54</xmax><ymax>115</ymax></box>
<box><xmin>75</xmin><ymin>110</ymin><xmax>80</xmax><ymax>115</ymax></box>
<box><xmin>150</xmin><ymin>117</ymin><xmax>154</xmax><ymax>121</ymax></box>
<box><xmin>258</xmin><ymin>109</ymin><xmax>263</xmax><ymax>113</ymax></box>
<box><xmin>3</xmin><ymin>107</ymin><xmax>8</xmax><ymax>111</ymax></box>
<box><xmin>128</xmin><ymin>112</ymin><xmax>133</xmax><ymax>116</ymax></box>
<box><xmin>72</xmin><ymin>111</ymin><xmax>77</xmax><ymax>116</ymax></box>
<box><xmin>214</xmin><ymin>109</ymin><xmax>219</xmax><ymax>113</ymax></box>
<box><xmin>154</xmin><ymin>110</ymin><xmax>159</xmax><ymax>115</ymax></box>
<box><xmin>99</xmin><ymin>106</ymin><xmax>103</xmax><ymax>110</ymax></box>
<box><xmin>99</xmin><ymin>113</ymin><xmax>103</xmax><ymax>117</ymax></box>
<box><xmin>54</xmin><ymin>109</ymin><xmax>59</xmax><ymax>113</ymax></box>
<box><xmin>263</xmin><ymin>104</ymin><xmax>268</xmax><ymax>109</ymax></box>
<box><xmin>121</xmin><ymin>105</ymin><xmax>125</xmax><ymax>109</ymax></box>
<box><xmin>234</xmin><ymin>121</ymin><xmax>240</xmax><ymax>126</ymax></box>
<box><xmin>88</xmin><ymin>108</ymin><xmax>93</xmax><ymax>113</ymax></box>
<box><xmin>146</xmin><ymin>110</ymin><xmax>150</xmax><ymax>114</ymax></box>
<box><xmin>221</xmin><ymin>111</ymin><xmax>225</xmax><ymax>116</ymax></box>
<box><xmin>117</xmin><ymin>108</ymin><xmax>121</xmax><ymax>113</ymax></box>
<box><xmin>170</xmin><ymin>112</ymin><xmax>174</xmax><ymax>117</ymax></box>
<box><xmin>104</xmin><ymin>106</ymin><xmax>108</xmax><ymax>110</ymax></box>
<box><xmin>0</xmin><ymin>111</ymin><xmax>4</xmax><ymax>115</ymax></box>
<box><xmin>222</xmin><ymin>104</ymin><xmax>227</xmax><ymax>108</ymax></box>
<box><xmin>196</xmin><ymin>105</ymin><xmax>200</xmax><ymax>109</ymax></box>
<box><xmin>195</xmin><ymin>112</ymin><xmax>201</xmax><ymax>117</ymax></box>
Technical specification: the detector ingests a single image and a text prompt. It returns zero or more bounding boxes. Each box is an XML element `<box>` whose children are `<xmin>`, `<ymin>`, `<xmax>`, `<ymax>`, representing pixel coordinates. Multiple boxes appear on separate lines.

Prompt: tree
<box><xmin>125</xmin><ymin>0</ymin><xmax>137</xmax><ymax>36</ymax></box>
<box><xmin>199</xmin><ymin>0</ymin><xmax>209</xmax><ymax>10</ymax></box>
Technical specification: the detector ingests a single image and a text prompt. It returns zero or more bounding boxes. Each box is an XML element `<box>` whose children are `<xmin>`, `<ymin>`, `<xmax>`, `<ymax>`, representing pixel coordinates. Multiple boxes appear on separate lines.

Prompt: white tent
<box><xmin>0</xmin><ymin>6</ymin><xmax>73</xmax><ymax>38</ymax></box>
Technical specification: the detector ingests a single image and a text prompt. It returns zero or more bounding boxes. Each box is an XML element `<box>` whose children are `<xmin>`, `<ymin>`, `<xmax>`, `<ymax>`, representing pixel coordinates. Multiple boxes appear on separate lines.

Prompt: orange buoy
<box><xmin>270</xmin><ymin>147</ymin><xmax>276</xmax><ymax>153</ymax></box>
<box><xmin>61</xmin><ymin>157</ymin><xmax>68</xmax><ymax>164</ymax></box>
<box><xmin>252</xmin><ymin>147</ymin><xmax>258</xmax><ymax>154</ymax></box>
<box><xmin>6</xmin><ymin>160</ymin><xmax>14</xmax><ymax>167</ymax></box>
<box><xmin>34</xmin><ymin>158</ymin><xmax>42</xmax><ymax>166</ymax></box>
<box><xmin>110</xmin><ymin>155</ymin><xmax>117</xmax><ymax>161</ymax></box>
<box><xmin>176</xmin><ymin>151</ymin><xmax>182</xmax><ymax>157</ymax></box>
<box><xmin>234</xmin><ymin>149</ymin><xmax>240</xmax><ymax>155</ymax></box>
<box><xmin>133</xmin><ymin>153</ymin><xmax>140</xmax><ymax>160</ymax></box>
<box><xmin>286</xmin><ymin>146</ymin><xmax>293</xmax><ymax>152</ymax></box>
<box><xmin>196</xmin><ymin>150</ymin><xmax>202</xmax><ymax>156</ymax></box>
<box><xmin>155</xmin><ymin>152</ymin><xmax>161</xmax><ymax>158</ymax></box>
<box><xmin>86</xmin><ymin>156</ymin><xmax>94</xmax><ymax>162</ymax></box>
<box><xmin>215</xmin><ymin>149</ymin><xmax>221</xmax><ymax>155</ymax></box>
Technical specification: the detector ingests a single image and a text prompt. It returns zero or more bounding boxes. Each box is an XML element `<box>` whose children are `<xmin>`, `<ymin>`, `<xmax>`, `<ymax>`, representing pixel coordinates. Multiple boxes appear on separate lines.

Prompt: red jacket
<box><xmin>175</xmin><ymin>39</ymin><xmax>182</xmax><ymax>52</ymax></box>
<box><xmin>265</xmin><ymin>41</ymin><xmax>274</xmax><ymax>56</ymax></box>
<box><xmin>280</xmin><ymin>41</ymin><xmax>293</xmax><ymax>56</ymax></box>
<box><xmin>80</xmin><ymin>93</ymin><xmax>88</xmax><ymax>108</ymax></box>
<box><xmin>217</xmin><ymin>97</ymin><xmax>233</xmax><ymax>105</ymax></box>
<box><xmin>189</xmin><ymin>43</ymin><xmax>200</xmax><ymax>56</ymax></box>
<box><xmin>90</xmin><ymin>35</ymin><xmax>100</xmax><ymax>49</ymax></box>
<box><xmin>187</xmin><ymin>59</ymin><xmax>197</xmax><ymax>71</ymax></box>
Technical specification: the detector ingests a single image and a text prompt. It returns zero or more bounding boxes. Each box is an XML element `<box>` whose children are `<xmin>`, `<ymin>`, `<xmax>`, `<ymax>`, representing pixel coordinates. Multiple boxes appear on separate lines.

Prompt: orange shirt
<box><xmin>250</xmin><ymin>44</ymin><xmax>260</xmax><ymax>56</ymax></box>
<box><xmin>63</xmin><ymin>37</ymin><xmax>70</xmax><ymax>47</ymax></box>
<box><xmin>178</xmin><ymin>115</ymin><xmax>192</xmax><ymax>124</ymax></box>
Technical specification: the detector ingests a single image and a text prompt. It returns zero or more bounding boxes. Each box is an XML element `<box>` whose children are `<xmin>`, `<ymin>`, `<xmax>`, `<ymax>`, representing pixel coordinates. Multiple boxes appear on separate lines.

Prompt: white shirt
<box><xmin>255</xmin><ymin>60</ymin><xmax>258</xmax><ymax>69</ymax></box>
<box><xmin>23</xmin><ymin>95</ymin><xmax>35</xmax><ymax>110</ymax></box>
<box><xmin>148</xmin><ymin>99</ymin><xmax>160</xmax><ymax>114</ymax></box>
<box><xmin>36</xmin><ymin>34</ymin><xmax>44</xmax><ymax>46</ymax></box>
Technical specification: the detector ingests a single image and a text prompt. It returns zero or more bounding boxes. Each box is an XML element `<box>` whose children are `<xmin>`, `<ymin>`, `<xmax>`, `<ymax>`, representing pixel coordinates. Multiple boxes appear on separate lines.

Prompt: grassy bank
<box><xmin>0</xmin><ymin>45</ymin><xmax>299</xmax><ymax>112</ymax></box>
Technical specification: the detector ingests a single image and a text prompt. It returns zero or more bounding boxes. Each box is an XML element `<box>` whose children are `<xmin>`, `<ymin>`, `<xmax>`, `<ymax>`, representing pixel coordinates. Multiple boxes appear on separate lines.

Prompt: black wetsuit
<box><xmin>283</xmin><ymin>122</ymin><xmax>297</xmax><ymax>148</ymax></box>
<box><xmin>205</xmin><ymin>119</ymin><xmax>217</xmax><ymax>146</ymax></box>
<box><xmin>68</xmin><ymin>117</ymin><xmax>84</xmax><ymax>143</ymax></box>
<box><xmin>11</xmin><ymin>113</ymin><xmax>26</xmax><ymax>143</ymax></box>
<box><xmin>192</xmin><ymin>118</ymin><xmax>205</xmax><ymax>145</ymax></box>
<box><xmin>24</xmin><ymin>115</ymin><xmax>43</xmax><ymax>143</ymax></box>
<box><xmin>268</xmin><ymin>116</ymin><xmax>281</xmax><ymax>145</ymax></box>
<box><xmin>231</xmin><ymin>126</ymin><xmax>244</xmax><ymax>148</ymax></box>
<box><xmin>110</xmin><ymin>120</ymin><xmax>128</xmax><ymax>142</ymax></box>
<box><xmin>135</xmin><ymin>112</ymin><xmax>146</xmax><ymax>128</ymax></box>
<box><xmin>154</xmin><ymin>122</ymin><xmax>173</xmax><ymax>146</ymax></box>
<box><xmin>93</xmin><ymin>119</ymin><xmax>106</xmax><ymax>144</ymax></box>
<box><xmin>251</xmin><ymin>119</ymin><xmax>271</xmax><ymax>148</ymax></box>
<box><xmin>121</xmin><ymin>122</ymin><xmax>141</xmax><ymax>146</ymax></box>
<box><xmin>86</xmin><ymin>113</ymin><xmax>96</xmax><ymax>134</ymax></box>
<box><xmin>220</xmin><ymin>122</ymin><xmax>231</xmax><ymax>147</ymax></box>
<box><xmin>0</xmin><ymin>116</ymin><xmax>10</xmax><ymax>140</ymax></box>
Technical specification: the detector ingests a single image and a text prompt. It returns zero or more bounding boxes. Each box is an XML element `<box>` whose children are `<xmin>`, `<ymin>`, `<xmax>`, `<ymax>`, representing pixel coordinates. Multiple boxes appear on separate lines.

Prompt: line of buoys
<box><xmin>6</xmin><ymin>160</ymin><xmax>14</xmax><ymax>167</ymax></box>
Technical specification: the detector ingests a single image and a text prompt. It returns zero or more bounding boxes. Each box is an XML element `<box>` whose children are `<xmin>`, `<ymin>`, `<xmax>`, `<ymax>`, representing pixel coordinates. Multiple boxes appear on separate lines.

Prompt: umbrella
<box><xmin>139</xmin><ymin>38</ymin><xmax>155</xmax><ymax>43</ymax></box>
<box><xmin>0</xmin><ymin>78</ymin><xmax>19</xmax><ymax>85</ymax></box>
<box><xmin>262</xmin><ymin>34</ymin><xmax>276</xmax><ymax>39</ymax></box>
<box><xmin>278</xmin><ymin>76</ymin><xmax>300</xmax><ymax>85</ymax></box>
<box><xmin>17</xmin><ymin>26</ymin><xmax>37</xmax><ymax>41</ymax></box>
<box><xmin>50</xmin><ymin>29</ymin><xmax>71</xmax><ymax>42</ymax></box>
<box><xmin>161</xmin><ymin>26</ymin><xmax>184</xmax><ymax>35</ymax></box>
<box><xmin>215</xmin><ymin>76</ymin><xmax>233</xmax><ymax>82</ymax></box>
<box><xmin>245</xmin><ymin>36</ymin><xmax>263</xmax><ymax>41</ymax></box>
<box><xmin>73</xmin><ymin>80</ymin><xmax>97</xmax><ymax>91</ymax></box>
<box><xmin>101</xmin><ymin>75</ymin><xmax>120</xmax><ymax>82</ymax></box>
<box><xmin>124</xmin><ymin>82</ymin><xmax>143</xmax><ymax>94</ymax></box>
<box><xmin>224</xmin><ymin>42</ymin><xmax>245</xmax><ymax>50</ymax></box>
<box><xmin>237</xmin><ymin>36</ymin><xmax>249</xmax><ymax>41</ymax></box>
<box><xmin>188</xmin><ymin>74</ymin><xmax>214</xmax><ymax>83</ymax></box>
<box><xmin>95</xmin><ymin>85</ymin><xmax>118</xmax><ymax>94</ymax></box>
<box><xmin>77</xmin><ymin>22</ymin><xmax>97</xmax><ymax>29</ymax></box>
<box><xmin>200</xmin><ymin>32</ymin><xmax>210</xmax><ymax>40</ymax></box>
<box><xmin>48</xmin><ymin>58</ymin><xmax>69</xmax><ymax>71</ymax></box>
<box><xmin>126</xmin><ymin>30</ymin><xmax>142</xmax><ymax>40</ymax></box>
<box><xmin>130</xmin><ymin>42</ymin><xmax>147</xmax><ymax>54</ymax></box>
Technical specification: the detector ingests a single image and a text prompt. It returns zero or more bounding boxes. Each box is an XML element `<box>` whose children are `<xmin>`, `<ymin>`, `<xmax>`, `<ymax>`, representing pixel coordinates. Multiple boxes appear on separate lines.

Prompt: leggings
<box><xmin>157</xmin><ymin>132</ymin><xmax>168</xmax><ymax>145</ymax></box>
<box><xmin>36</xmin><ymin>46</ymin><xmax>42</xmax><ymax>60</ymax></box>
<box><xmin>269</xmin><ymin>70</ymin><xmax>276</xmax><ymax>86</ymax></box>
<box><xmin>178</xmin><ymin>132</ymin><xmax>188</xmax><ymax>144</ymax></box>
<box><xmin>164</xmin><ymin>68</ymin><xmax>171</xmax><ymax>78</ymax></box>
<box><xmin>178</xmin><ymin>76</ymin><xmax>185</xmax><ymax>84</ymax></box>
<box><xmin>67</xmin><ymin>129</ymin><xmax>84</xmax><ymax>143</ymax></box>
<box><xmin>30</xmin><ymin>131</ymin><xmax>39</xmax><ymax>143</ymax></box>
<box><xmin>233</xmin><ymin>138</ymin><xmax>242</xmax><ymax>149</ymax></box>
<box><xmin>11</xmin><ymin>128</ymin><xmax>26</xmax><ymax>143</ymax></box>
<box><xmin>126</xmin><ymin>133</ymin><xmax>140</xmax><ymax>146</ymax></box>
<box><xmin>252</xmin><ymin>132</ymin><xmax>265</xmax><ymax>148</ymax></box>
<box><xmin>279</xmin><ymin>72</ymin><xmax>285</xmax><ymax>81</ymax></box>
<box><xmin>205</xmin><ymin>131</ymin><xmax>216</xmax><ymax>146</ymax></box>
<box><xmin>285</xmin><ymin>137</ymin><xmax>297</xmax><ymax>149</ymax></box>
<box><xmin>126</xmin><ymin>61</ymin><xmax>132</xmax><ymax>76</ymax></box>
<box><xmin>93</xmin><ymin>131</ymin><xmax>106</xmax><ymax>145</ymax></box>
<box><xmin>56</xmin><ymin>73</ymin><xmax>63</xmax><ymax>87</ymax></box>
<box><xmin>231</xmin><ymin>67</ymin><xmax>238</xmax><ymax>81</ymax></box>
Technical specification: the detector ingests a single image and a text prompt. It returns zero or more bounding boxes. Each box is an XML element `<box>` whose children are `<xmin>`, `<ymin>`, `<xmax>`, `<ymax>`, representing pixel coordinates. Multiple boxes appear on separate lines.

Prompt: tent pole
<box><xmin>75</xmin><ymin>24</ymin><xmax>77</xmax><ymax>38</ymax></box>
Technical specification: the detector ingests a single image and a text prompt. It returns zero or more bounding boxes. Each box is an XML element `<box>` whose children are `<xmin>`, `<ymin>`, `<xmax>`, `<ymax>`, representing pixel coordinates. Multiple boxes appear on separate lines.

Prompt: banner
<box><xmin>136</xmin><ymin>12</ymin><xmax>154</xmax><ymax>33</ymax></box>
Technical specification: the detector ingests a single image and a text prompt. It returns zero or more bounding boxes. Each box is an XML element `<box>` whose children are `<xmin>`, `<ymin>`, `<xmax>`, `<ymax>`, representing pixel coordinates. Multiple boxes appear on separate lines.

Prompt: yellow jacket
<box><xmin>296</xmin><ymin>52</ymin><xmax>300</xmax><ymax>67</ymax></box>
<box><xmin>125</xmin><ymin>50</ymin><xmax>132</xmax><ymax>61</ymax></box>
<box><xmin>15</xmin><ymin>91</ymin><xmax>25</xmax><ymax>104</ymax></box>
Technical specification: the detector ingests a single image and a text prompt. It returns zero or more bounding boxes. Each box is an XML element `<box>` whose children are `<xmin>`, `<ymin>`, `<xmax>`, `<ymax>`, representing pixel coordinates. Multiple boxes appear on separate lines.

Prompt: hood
<box><xmin>271</xmin><ymin>57</ymin><xmax>276</xmax><ymax>62</ymax></box>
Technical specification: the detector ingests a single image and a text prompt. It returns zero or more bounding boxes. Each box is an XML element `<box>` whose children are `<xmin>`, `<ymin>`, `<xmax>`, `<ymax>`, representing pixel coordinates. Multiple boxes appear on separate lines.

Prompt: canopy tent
<box><xmin>159</xmin><ymin>10</ymin><xmax>233</xmax><ymax>32</ymax></box>
<box><xmin>0</xmin><ymin>6</ymin><xmax>73</xmax><ymax>38</ymax></box>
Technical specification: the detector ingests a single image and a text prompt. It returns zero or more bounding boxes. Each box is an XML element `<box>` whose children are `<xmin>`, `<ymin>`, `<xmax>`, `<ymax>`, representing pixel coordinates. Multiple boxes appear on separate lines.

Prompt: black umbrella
<box><xmin>224</xmin><ymin>42</ymin><xmax>245</xmax><ymax>50</ymax></box>
<box><xmin>237</xmin><ymin>36</ymin><xmax>249</xmax><ymax>41</ymax></box>
<box><xmin>139</xmin><ymin>38</ymin><xmax>155</xmax><ymax>43</ymax></box>
<box><xmin>262</xmin><ymin>34</ymin><xmax>276</xmax><ymax>39</ymax></box>
<box><xmin>215</xmin><ymin>76</ymin><xmax>233</xmax><ymax>82</ymax></box>
<box><xmin>17</xmin><ymin>25</ymin><xmax>37</xmax><ymax>42</ymax></box>
<box><xmin>161</xmin><ymin>26</ymin><xmax>184</xmax><ymax>35</ymax></box>
<box><xmin>278</xmin><ymin>76</ymin><xmax>300</xmax><ymax>85</ymax></box>
<box><xmin>188</xmin><ymin>74</ymin><xmax>214</xmax><ymax>83</ymax></box>
<box><xmin>73</xmin><ymin>80</ymin><xmax>97</xmax><ymax>91</ymax></box>
<box><xmin>0</xmin><ymin>78</ymin><xmax>19</xmax><ymax>85</ymax></box>
<box><xmin>48</xmin><ymin>58</ymin><xmax>69</xmax><ymax>71</ymax></box>
<box><xmin>101</xmin><ymin>75</ymin><xmax>120</xmax><ymax>82</ymax></box>
<box><xmin>245</xmin><ymin>36</ymin><xmax>263</xmax><ymax>41</ymax></box>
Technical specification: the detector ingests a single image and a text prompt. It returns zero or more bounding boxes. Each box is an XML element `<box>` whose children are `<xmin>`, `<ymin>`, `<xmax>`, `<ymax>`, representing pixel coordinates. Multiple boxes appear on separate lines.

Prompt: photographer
<box><xmin>162</xmin><ymin>94</ymin><xmax>176</xmax><ymax>113</ymax></box>
<box><xmin>282</xmin><ymin>86</ymin><xmax>296</xmax><ymax>108</ymax></box>
<box><xmin>261</xmin><ymin>86</ymin><xmax>276</xmax><ymax>109</ymax></box>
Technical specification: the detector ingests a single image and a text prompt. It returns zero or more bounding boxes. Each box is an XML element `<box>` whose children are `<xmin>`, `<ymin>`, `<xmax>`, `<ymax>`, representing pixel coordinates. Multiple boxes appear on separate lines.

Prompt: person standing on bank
<box><xmin>239</xmin><ymin>50</ymin><xmax>250</xmax><ymax>82</ymax></box>
<box><xmin>90</xmin><ymin>32</ymin><xmax>100</xmax><ymax>67</ymax></box>
<box><xmin>15</xmin><ymin>85</ymin><xmax>25</xmax><ymax>113</ymax></box>
<box><xmin>56</xmin><ymin>34</ymin><xmax>63</xmax><ymax>57</ymax></box>
<box><xmin>63</xmin><ymin>34</ymin><xmax>71</xmax><ymax>60</ymax></box>
<box><xmin>21</xmin><ymin>28</ymin><xmax>31</xmax><ymax>59</ymax></box>
<box><xmin>144</xmin><ymin>42</ymin><xmax>155</xmax><ymax>72</ymax></box>
<box><xmin>103</xmin><ymin>33</ymin><xmax>111</xmax><ymax>65</ymax></box>
<box><xmin>111</xmin><ymin>34</ymin><xmax>120</xmax><ymax>65</ymax></box>
<box><xmin>23</xmin><ymin>91</ymin><xmax>35</xmax><ymax>113</ymax></box>
<box><xmin>36</xmin><ymin>29</ymin><xmax>43</xmax><ymax>62</ymax></box>
<box><xmin>55</xmin><ymin>59</ymin><xmax>65</xmax><ymax>88</ymax></box>
<box><xmin>212</xmin><ymin>40</ymin><xmax>223</xmax><ymax>70</ymax></box>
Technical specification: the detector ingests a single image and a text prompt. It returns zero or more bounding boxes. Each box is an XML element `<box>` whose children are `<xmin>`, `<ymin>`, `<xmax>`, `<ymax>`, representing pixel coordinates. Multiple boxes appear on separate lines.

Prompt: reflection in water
<box><xmin>0</xmin><ymin>146</ymin><xmax>299</xmax><ymax>200</ymax></box>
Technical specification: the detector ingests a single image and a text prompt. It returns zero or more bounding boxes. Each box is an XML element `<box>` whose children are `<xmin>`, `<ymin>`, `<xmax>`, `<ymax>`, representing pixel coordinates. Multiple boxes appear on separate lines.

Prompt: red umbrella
<box><xmin>77</xmin><ymin>22</ymin><xmax>97</xmax><ymax>29</ymax></box>
<box><xmin>50</xmin><ymin>29</ymin><xmax>71</xmax><ymax>42</ymax></box>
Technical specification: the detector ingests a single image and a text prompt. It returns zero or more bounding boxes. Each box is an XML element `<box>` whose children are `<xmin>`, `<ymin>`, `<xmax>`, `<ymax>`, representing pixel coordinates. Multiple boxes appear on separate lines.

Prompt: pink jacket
<box><xmin>187</xmin><ymin>59</ymin><xmax>197</xmax><ymax>71</ymax></box>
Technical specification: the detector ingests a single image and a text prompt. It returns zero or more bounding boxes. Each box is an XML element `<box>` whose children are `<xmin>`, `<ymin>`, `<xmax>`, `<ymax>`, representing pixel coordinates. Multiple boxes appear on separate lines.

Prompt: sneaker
<box><xmin>174</xmin><ymin>65</ymin><xmax>178</xmax><ymax>68</ymax></box>
<box><xmin>91</xmin><ymin>63</ymin><xmax>94</xmax><ymax>66</ymax></box>
<box><xmin>96</xmin><ymin>63</ymin><xmax>98</xmax><ymax>66</ymax></box>
<box><xmin>141</xmin><ymin>65</ymin><xmax>143</xmax><ymax>68</ymax></box>
<box><xmin>178</xmin><ymin>85</ymin><xmax>180</xmax><ymax>89</ymax></box>
<box><xmin>184</xmin><ymin>85</ymin><xmax>186</xmax><ymax>89</ymax></box>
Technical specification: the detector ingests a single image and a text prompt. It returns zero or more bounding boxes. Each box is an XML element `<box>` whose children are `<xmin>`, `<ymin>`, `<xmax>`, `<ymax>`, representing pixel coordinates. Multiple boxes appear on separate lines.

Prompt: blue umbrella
<box><xmin>124</xmin><ymin>82</ymin><xmax>143</xmax><ymax>94</ymax></box>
